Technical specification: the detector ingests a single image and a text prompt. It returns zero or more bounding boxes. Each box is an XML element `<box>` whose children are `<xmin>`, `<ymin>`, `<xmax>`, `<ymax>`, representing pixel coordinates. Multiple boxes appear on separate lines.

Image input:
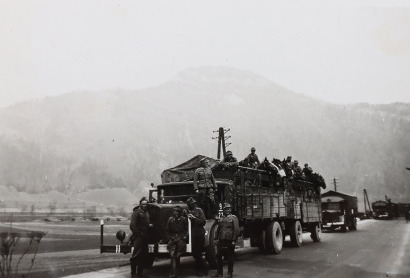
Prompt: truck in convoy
<box><xmin>372</xmin><ymin>200</ymin><xmax>398</xmax><ymax>220</ymax></box>
<box><xmin>321</xmin><ymin>190</ymin><xmax>358</xmax><ymax>232</ymax></box>
<box><xmin>100</xmin><ymin>154</ymin><xmax>326</xmax><ymax>267</ymax></box>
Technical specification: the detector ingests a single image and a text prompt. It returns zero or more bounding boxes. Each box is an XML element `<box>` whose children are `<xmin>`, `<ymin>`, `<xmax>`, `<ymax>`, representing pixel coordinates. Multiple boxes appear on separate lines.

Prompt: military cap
<box><xmin>173</xmin><ymin>206</ymin><xmax>182</xmax><ymax>212</ymax></box>
<box><xmin>294</xmin><ymin>160</ymin><xmax>299</xmax><ymax>164</ymax></box>
<box><xmin>304</xmin><ymin>163</ymin><xmax>309</xmax><ymax>167</ymax></box>
<box><xmin>226</xmin><ymin>150</ymin><xmax>232</xmax><ymax>155</ymax></box>
<box><xmin>186</xmin><ymin>197</ymin><xmax>196</xmax><ymax>205</ymax></box>
<box><xmin>251</xmin><ymin>147</ymin><xmax>256</xmax><ymax>151</ymax></box>
<box><xmin>223</xmin><ymin>203</ymin><xmax>232</xmax><ymax>209</ymax></box>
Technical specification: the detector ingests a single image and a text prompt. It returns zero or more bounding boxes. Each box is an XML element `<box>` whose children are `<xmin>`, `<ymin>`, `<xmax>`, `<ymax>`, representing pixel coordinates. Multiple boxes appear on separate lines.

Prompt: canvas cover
<box><xmin>161</xmin><ymin>155</ymin><xmax>219</xmax><ymax>184</ymax></box>
<box><xmin>321</xmin><ymin>190</ymin><xmax>358</xmax><ymax>209</ymax></box>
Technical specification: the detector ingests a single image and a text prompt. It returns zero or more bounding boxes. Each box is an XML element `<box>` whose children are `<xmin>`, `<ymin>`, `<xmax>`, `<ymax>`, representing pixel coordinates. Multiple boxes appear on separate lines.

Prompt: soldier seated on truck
<box><xmin>292</xmin><ymin>160</ymin><xmax>305</xmax><ymax>180</ymax></box>
<box><xmin>220</xmin><ymin>150</ymin><xmax>238</xmax><ymax>169</ymax></box>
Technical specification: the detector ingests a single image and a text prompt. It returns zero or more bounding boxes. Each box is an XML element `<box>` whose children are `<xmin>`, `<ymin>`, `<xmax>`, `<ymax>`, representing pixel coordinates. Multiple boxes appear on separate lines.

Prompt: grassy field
<box><xmin>0</xmin><ymin>213</ymin><xmax>133</xmax><ymax>278</ymax></box>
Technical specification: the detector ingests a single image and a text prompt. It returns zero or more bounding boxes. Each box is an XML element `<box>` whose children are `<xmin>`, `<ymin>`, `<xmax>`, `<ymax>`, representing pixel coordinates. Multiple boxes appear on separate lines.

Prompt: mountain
<box><xmin>0</xmin><ymin>66</ymin><xmax>409</xmax><ymax>206</ymax></box>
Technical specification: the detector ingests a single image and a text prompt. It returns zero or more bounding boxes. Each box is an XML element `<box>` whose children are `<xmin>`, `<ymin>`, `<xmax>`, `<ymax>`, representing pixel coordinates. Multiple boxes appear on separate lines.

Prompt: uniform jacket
<box><xmin>193</xmin><ymin>167</ymin><xmax>216</xmax><ymax>190</ymax></box>
<box><xmin>246</xmin><ymin>153</ymin><xmax>260</xmax><ymax>166</ymax></box>
<box><xmin>166</xmin><ymin>215</ymin><xmax>188</xmax><ymax>240</ymax></box>
<box><xmin>185</xmin><ymin>207</ymin><xmax>206</xmax><ymax>236</ymax></box>
<box><xmin>216</xmin><ymin>214</ymin><xmax>240</xmax><ymax>241</ymax></box>
<box><xmin>130</xmin><ymin>207</ymin><xmax>150</xmax><ymax>238</ymax></box>
<box><xmin>220</xmin><ymin>156</ymin><xmax>239</xmax><ymax>167</ymax></box>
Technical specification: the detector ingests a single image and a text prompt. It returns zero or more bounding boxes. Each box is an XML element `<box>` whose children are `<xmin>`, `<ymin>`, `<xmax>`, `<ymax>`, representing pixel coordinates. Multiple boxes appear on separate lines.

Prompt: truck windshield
<box><xmin>322</xmin><ymin>202</ymin><xmax>341</xmax><ymax>211</ymax></box>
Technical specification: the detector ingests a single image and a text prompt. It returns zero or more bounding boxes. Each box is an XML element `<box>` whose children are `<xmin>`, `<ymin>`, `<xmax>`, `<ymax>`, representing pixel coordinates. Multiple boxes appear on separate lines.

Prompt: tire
<box><xmin>310</xmin><ymin>223</ymin><xmax>322</xmax><ymax>242</ymax></box>
<box><xmin>205</xmin><ymin>223</ymin><xmax>218</xmax><ymax>268</ymax></box>
<box><xmin>349</xmin><ymin>217</ymin><xmax>357</xmax><ymax>231</ymax></box>
<box><xmin>257</xmin><ymin>230</ymin><xmax>267</xmax><ymax>253</ymax></box>
<box><xmin>265</xmin><ymin>221</ymin><xmax>283</xmax><ymax>254</ymax></box>
<box><xmin>289</xmin><ymin>221</ymin><xmax>303</xmax><ymax>247</ymax></box>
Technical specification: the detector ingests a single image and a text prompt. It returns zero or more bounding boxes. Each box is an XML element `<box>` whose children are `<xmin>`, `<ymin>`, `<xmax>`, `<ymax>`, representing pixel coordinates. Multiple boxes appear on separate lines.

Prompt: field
<box><xmin>0</xmin><ymin>213</ymin><xmax>133</xmax><ymax>278</ymax></box>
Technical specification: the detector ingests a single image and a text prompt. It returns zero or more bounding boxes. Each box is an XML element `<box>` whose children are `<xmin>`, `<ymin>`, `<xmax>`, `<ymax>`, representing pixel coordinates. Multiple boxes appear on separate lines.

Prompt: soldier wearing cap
<box><xmin>303</xmin><ymin>163</ymin><xmax>313</xmax><ymax>178</ymax></box>
<box><xmin>130</xmin><ymin>197</ymin><xmax>152</xmax><ymax>277</ymax></box>
<box><xmin>212</xmin><ymin>203</ymin><xmax>240</xmax><ymax>278</ymax></box>
<box><xmin>166</xmin><ymin>206</ymin><xmax>188</xmax><ymax>278</ymax></box>
<box><xmin>220</xmin><ymin>150</ymin><xmax>238</xmax><ymax>168</ymax></box>
<box><xmin>194</xmin><ymin>157</ymin><xmax>217</xmax><ymax>218</ymax></box>
<box><xmin>184</xmin><ymin>197</ymin><xmax>208</xmax><ymax>276</ymax></box>
<box><xmin>246</xmin><ymin>147</ymin><xmax>260</xmax><ymax>168</ymax></box>
<box><xmin>292</xmin><ymin>160</ymin><xmax>305</xmax><ymax>180</ymax></box>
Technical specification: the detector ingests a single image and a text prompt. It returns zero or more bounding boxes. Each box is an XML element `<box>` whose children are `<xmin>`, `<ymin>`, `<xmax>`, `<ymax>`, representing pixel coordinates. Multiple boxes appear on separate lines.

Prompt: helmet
<box><xmin>226</xmin><ymin>150</ymin><xmax>232</xmax><ymax>155</ymax></box>
<box><xmin>251</xmin><ymin>147</ymin><xmax>256</xmax><ymax>152</ymax></box>
<box><xmin>223</xmin><ymin>203</ymin><xmax>232</xmax><ymax>209</ymax></box>
<box><xmin>186</xmin><ymin>197</ymin><xmax>196</xmax><ymax>205</ymax></box>
<box><xmin>116</xmin><ymin>230</ymin><xmax>126</xmax><ymax>242</ymax></box>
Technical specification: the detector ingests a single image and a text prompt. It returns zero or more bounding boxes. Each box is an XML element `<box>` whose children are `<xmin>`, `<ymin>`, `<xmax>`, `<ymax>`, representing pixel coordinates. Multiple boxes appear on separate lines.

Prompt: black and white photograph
<box><xmin>1</xmin><ymin>1</ymin><xmax>409</xmax><ymax>277</ymax></box>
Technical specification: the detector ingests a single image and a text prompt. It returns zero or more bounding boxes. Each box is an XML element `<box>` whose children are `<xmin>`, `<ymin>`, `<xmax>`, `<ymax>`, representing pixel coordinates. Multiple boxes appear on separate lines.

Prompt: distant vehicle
<box><xmin>321</xmin><ymin>190</ymin><xmax>358</xmax><ymax>232</ymax></box>
<box><xmin>372</xmin><ymin>200</ymin><xmax>397</xmax><ymax>220</ymax></box>
<box><xmin>100</xmin><ymin>155</ymin><xmax>325</xmax><ymax>266</ymax></box>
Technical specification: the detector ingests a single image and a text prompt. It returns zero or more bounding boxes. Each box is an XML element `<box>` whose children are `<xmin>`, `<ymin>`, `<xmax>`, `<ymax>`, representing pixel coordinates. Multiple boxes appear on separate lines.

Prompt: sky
<box><xmin>1</xmin><ymin>0</ymin><xmax>410</xmax><ymax>108</ymax></box>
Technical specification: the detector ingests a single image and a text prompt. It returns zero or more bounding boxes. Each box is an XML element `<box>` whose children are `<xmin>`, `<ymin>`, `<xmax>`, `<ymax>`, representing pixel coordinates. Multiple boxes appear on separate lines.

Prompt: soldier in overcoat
<box><xmin>166</xmin><ymin>206</ymin><xmax>188</xmax><ymax>278</ymax></box>
<box><xmin>185</xmin><ymin>197</ymin><xmax>208</xmax><ymax>276</ymax></box>
<box><xmin>129</xmin><ymin>197</ymin><xmax>151</xmax><ymax>277</ymax></box>
<box><xmin>212</xmin><ymin>203</ymin><xmax>240</xmax><ymax>278</ymax></box>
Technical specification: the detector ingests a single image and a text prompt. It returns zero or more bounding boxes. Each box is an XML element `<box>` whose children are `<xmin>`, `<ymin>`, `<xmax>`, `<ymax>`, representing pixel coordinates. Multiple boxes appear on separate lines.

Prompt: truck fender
<box><xmin>204</xmin><ymin>219</ymin><xmax>217</xmax><ymax>247</ymax></box>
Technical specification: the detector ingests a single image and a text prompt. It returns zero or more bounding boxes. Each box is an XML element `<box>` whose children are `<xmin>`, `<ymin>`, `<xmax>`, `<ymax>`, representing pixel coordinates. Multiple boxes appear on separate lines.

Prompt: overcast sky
<box><xmin>1</xmin><ymin>0</ymin><xmax>409</xmax><ymax>108</ymax></box>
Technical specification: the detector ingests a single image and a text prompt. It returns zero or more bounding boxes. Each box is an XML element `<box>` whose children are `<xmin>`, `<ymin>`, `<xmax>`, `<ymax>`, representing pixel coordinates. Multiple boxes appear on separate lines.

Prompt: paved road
<box><xmin>65</xmin><ymin>219</ymin><xmax>410</xmax><ymax>278</ymax></box>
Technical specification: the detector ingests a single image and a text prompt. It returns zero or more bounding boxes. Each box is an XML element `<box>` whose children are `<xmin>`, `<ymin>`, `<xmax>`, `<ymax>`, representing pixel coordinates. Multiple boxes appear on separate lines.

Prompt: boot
<box><xmin>136</xmin><ymin>267</ymin><xmax>144</xmax><ymax>277</ymax></box>
<box><xmin>130</xmin><ymin>260</ymin><xmax>137</xmax><ymax>275</ymax></box>
<box><xmin>202</xmin><ymin>261</ymin><xmax>209</xmax><ymax>276</ymax></box>
<box><xmin>170</xmin><ymin>256</ymin><xmax>178</xmax><ymax>278</ymax></box>
<box><xmin>227</xmin><ymin>272</ymin><xmax>233</xmax><ymax>278</ymax></box>
<box><xmin>211</xmin><ymin>271</ymin><xmax>223</xmax><ymax>277</ymax></box>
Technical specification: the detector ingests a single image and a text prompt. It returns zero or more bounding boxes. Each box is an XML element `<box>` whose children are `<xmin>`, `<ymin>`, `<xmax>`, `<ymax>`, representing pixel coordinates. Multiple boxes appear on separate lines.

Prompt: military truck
<box><xmin>321</xmin><ymin>190</ymin><xmax>358</xmax><ymax>232</ymax></box>
<box><xmin>100</xmin><ymin>154</ymin><xmax>325</xmax><ymax>268</ymax></box>
<box><xmin>372</xmin><ymin>200</ymin><xmax>397</xmax><ymax>220</ymax></box>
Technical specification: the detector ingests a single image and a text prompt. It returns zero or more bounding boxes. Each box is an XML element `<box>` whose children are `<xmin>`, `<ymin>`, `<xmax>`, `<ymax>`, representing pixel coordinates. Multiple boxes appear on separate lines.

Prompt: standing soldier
<box><xmin>130</xmin><ymin>197</ymin><xmax>151</xmax><ymax>277</ymax></box>
<box><xmin>194</xmin><ymin>157</ymin><xmax>217</xmax><ymax>218</ymax></box>
<box><xmin>185</xmin><ymin>197</ymin><xmax>209</xmax><ymax>276</ymax></box>
<box><xmin>166</xmin><ymin>206</ymin><xmax>188</xmax><ymax>278</ymax></box>
<box><xmin>212</xmin><ymin>203</ymin><xmax>240</xmax><ymax>278</ymax></box>
<box><xmin>246</xmin><ymin>147</ymin><xmax>260</xmax><ymax>168</ymax></box>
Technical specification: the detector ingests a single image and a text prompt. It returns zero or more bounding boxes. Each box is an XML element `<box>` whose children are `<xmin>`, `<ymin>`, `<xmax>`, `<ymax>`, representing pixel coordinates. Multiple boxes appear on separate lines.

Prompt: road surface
<box><xmin>64</xmin><ymin>219</ymin><xmax>410</xmax><ymax>278</ymax></box>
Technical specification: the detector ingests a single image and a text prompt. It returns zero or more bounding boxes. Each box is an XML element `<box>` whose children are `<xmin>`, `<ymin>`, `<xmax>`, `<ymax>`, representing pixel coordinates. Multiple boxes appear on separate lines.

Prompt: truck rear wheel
<box><xmin>289</xmin><ymin>220</ymin><xmax>303</xmax><ymax>247</ymax></box>
<box><xmin>310</xmin><ymin>223</ymin><xmax>322</xmax><ymax>242</ymax></box>
<box><xmin>205</xmin><ymin>223</ymin><xmax>218</xmax><ymax>268</ymax></box>
<box><xmin>265</xmin><ymin>221</ymin><xmax>283</xmax><ymax>254</ymax></box>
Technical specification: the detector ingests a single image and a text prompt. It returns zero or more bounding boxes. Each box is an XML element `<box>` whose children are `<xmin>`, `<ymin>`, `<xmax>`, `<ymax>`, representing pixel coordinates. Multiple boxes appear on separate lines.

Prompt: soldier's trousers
<box><xmin>216</xmin><ymin>239</ymin><xmax>235</xmax><ymax>274</ymax></box>
<box><xmin>197</xmin><ymin>188</ymin><xmax>215</xmax><ymax>218</ymax></box>
<box><xmin>130</xmin><ymin>236</ymin><xmax>148</xmax><ymax>274</ymax></box>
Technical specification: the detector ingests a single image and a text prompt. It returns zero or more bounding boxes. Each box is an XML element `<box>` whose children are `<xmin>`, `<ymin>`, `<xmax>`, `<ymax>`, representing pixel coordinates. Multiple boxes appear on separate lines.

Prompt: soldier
<box><xmin>220</xmin><ymin>150</ymin><xmax>238</xmax><ymax>169</ymax></box>
<box><xmin>303</xmin><ymin>163</ymin><xmax>313</xmax><ymax>178</ymax></box>
<box><xmin>292</xmin><ymin>160</ymin><xmax>305</xmax><ymax>180</ymax></box>
<box><xmin>246</xmin><ymin>147</ymin><xmax>260</xmax><ymax>168</ymax></box>
<box><xmin>212</xmin><ymin>203</ymin><xmax>240</xmax><ymax>278</ymax></box>
<box><xmin>185</xmin><ymin>197</ymin><xmax>208</xmax><ymax>276</ymax></box>
<box><xmin>130</xmin><ymin>197</ymin><xmax>151</xmax><ymax>277</ymax></box>
<box><xmin>194</xmin><ymin>157</ymin><xmax>217</xmax><ymax>218</ymax></box>
<box><xmin>166</xmin><ymin>206</ymin><xmax>188</xmax><ymax>278</ymax></box>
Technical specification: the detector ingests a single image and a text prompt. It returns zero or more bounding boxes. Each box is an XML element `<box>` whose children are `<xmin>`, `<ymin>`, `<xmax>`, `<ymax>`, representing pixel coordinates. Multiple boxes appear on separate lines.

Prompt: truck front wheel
<box><xmin>265</xmin><ymin>221</ymin><xmax>283</xmax><ymax>254</ymax></box>
<box><xmin>205</xmin><ymin>223</ymin><xmax>218</xmax><ymax>268</ymax></box>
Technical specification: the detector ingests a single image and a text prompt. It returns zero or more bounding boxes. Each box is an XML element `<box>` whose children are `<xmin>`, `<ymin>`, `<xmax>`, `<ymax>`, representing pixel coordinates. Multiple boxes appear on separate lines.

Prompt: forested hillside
<box><xmin>0</xmin><ymin>67</ymin><xmax>409</xmax><ymax>203</ymax></box>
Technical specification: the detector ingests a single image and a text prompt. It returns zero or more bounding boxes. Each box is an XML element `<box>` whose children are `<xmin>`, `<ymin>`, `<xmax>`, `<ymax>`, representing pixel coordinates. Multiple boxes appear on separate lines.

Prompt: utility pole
<box><xmin>212</xmin><ymin>127</ymin><xmax>231</xmax><ymax>159</ymax></box>
<box><xmin>332</xmin><ymin>178</ymin><xmax>339</xmax><ymax>192</ymax></box>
